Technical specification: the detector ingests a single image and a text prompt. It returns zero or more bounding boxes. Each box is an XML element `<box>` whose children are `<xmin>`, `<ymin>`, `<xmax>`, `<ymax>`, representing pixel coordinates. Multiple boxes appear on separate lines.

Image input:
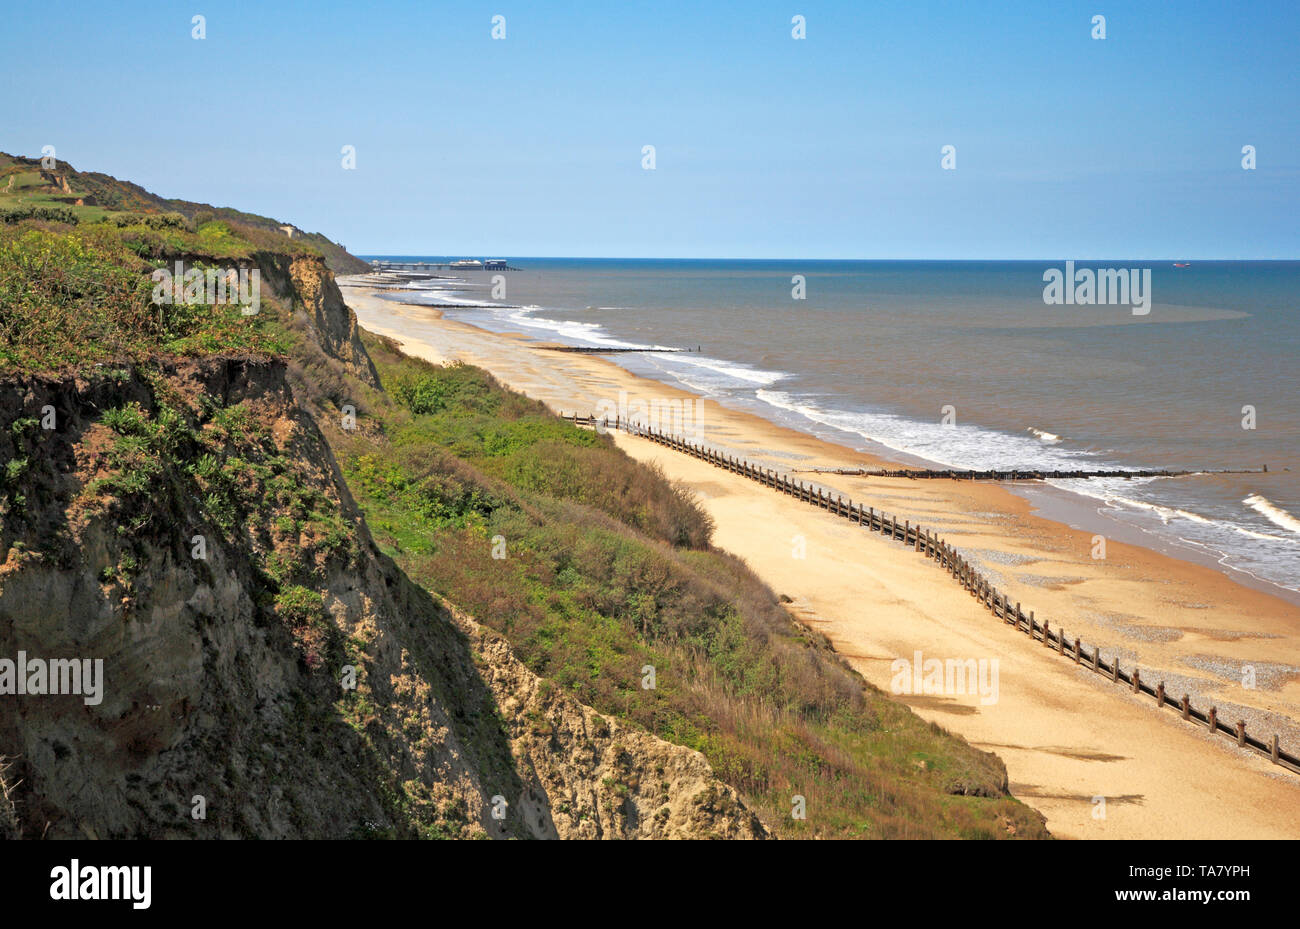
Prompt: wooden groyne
<box><xmin>562</xmin><ymin>412</ymin><xmax>1300</xmax><ymax>777</ymax></box>
<box><xmin>794</xmin><ymin>465</ymin><xmax>1269</xmax><ymax>481</ymax></box>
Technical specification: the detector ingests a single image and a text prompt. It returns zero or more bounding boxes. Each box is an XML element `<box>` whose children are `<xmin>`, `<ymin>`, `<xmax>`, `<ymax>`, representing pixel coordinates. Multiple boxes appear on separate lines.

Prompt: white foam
<box><xmin>754</xmin><ymin>389</ymin><xmax>1105</xmax><ymax>473</ymax></box>
<box><xmin>1234</xmin><ymin>526</ymin><xmax>1291</xmax><ymax>543</ymax></box>
<box><xmin>378</xmin><ymin>283</ymin><xmax>501</xmax><ymax>308</ymax></box>
<box><xmin>1077</xmin><ymin>489</ymin><xmax>1214</xmax><ymax>527</ymax></box>
<box><xmin>501</xmin><ymin>306</ymin><xmax>665</xmax><ymax>349</ymax></box>
<box><xmin>432</xmin><ymin>296</ymin><xmax>789</xmax><ymax>388</ymax></box>
<box><xmin>433</xmin><ymin>294</ymin><xmax>504</xmax><ymax>307</ymax></box>
<box><xmin>750</xmin><ymin>388</ymin><xmax>1299</xmax><ymax>594</ymax></box>
<box><xmin>658</xmin><ymin>353</ymin><xmax>788</xmax><ymax>387</ymax></box>
<box><xmin>1244</xmin><ymin>494</ymin><xmax>1300</xmax><ymax>536</ymax></box>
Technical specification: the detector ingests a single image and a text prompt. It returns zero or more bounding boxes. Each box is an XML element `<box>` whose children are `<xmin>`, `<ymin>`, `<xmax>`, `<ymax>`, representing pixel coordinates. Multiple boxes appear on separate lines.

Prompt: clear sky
<box><xmin>5</xmin><ymin>0</ymin><xmax>1297</xmax><ymax>258</ymax></box>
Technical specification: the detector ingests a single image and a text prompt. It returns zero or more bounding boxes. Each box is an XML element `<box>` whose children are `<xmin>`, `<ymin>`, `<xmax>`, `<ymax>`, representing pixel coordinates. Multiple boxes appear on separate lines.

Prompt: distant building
<box><xmin>484</xmin><ymin>259</ymin><xmax>508</xmax><ymax>269</ymax></box>
<box><xmin>450</xmin><ymin>259</ymin><xmax>484</xmax><ymax>269</ymax></box>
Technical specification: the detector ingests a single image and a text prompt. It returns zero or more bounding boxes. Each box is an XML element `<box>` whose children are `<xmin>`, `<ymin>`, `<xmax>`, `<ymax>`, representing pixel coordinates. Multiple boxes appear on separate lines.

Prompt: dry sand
<box><xmin>341</xmin><ymin>278</ymin><xmax>1300</xmax><ymax>839</ymax></box>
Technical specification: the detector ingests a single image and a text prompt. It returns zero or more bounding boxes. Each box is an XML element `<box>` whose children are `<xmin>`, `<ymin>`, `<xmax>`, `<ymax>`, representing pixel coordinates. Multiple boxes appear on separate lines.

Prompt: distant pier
<box><xmin>369</xmin><ymin>259</ymin><xmax>522</xmax><ymax>272</ymax></box>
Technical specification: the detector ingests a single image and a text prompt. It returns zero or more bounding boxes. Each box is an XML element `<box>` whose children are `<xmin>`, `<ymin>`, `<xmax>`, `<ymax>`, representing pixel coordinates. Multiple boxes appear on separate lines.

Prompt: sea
<box><xmin>362</xmin><ymin>258</ymin><xmax>1300</xmax><ymax>599</ymax></box>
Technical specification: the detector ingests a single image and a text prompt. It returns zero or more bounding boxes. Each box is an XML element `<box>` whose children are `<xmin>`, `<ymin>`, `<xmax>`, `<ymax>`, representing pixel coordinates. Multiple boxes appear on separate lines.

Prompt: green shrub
<box><xmin>0</xmin><ymin>205</ymin><xmax>79</xmax><ymax>225</ymax></box>
<box><xmin>0</xmin><ymin>225</ymin><xmax>281</xmax><ymax>372</ymax></box>
<box><xmin>100</xmin><ymin>211</ymin><xmax>189</xmax><ymax>230</ymax></box>
<box><xmin>342</xmin><ymin>341</ymin><xmax>1047</xmax><ymax>838</ymax></box>
<box><xmin>274</xmin><ymin>585</ymin><xmax>332</xmax><ymax>670</ymax></box>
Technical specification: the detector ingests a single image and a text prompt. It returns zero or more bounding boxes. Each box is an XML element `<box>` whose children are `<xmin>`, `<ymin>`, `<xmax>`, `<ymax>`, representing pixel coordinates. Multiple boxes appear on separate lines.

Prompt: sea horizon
<box><xmin>360</xmin><ymin>256</ymin><xmax>1300</xmax><ymax>263</ymax></box>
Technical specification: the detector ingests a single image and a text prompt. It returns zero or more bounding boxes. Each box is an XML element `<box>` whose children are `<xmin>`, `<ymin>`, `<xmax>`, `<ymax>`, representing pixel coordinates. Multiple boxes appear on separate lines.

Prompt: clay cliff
<box><xmin>0</xmin><ymin>277</ymin><xmax>767</xmax><ymax>840</ymax></box>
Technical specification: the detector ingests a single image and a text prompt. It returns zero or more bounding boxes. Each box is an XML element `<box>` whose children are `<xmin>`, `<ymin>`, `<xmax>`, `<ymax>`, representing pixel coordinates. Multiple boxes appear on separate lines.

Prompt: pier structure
<box><xmin>369</xmin><ymin>259</ymin><xmax>520</xmax><ymax>272</ymax></box>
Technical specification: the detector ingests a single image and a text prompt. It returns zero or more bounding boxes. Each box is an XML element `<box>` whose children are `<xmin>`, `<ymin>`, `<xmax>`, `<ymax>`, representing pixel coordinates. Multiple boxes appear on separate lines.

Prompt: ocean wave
<box><xmin>1060</xmin><ymin>485</ymin><xmax>1299</xmax><ymax>592</ymax></box>
<box><xmin>659</xmin><ymin>353</ymin><xmax>787</xmax><ymax>387</ymax></box>
<box><xmin>746</xmin><ymin>388</ymin><xmax>1298</xmax><ymax>592</ymax></box>
<box><xmin>377</xmin><ymin>286</ymin><xmax>502</xmax><ymax>308</ymax></box>
<box><xmin>483</xmin><ymin>305</ymin><xmax>788</xmax><ymax>386</ymax></box>
<box><xmin>1233</xmin><ymin>526</ymin><xmax>1293</xmax><ymax>543</ymax></box>
<box><xmin>1028</xmin><ymin>427</ymin><xmax>1062</xmax><ymax>444</ymax></box>
<box><xmin>431</xmin><ymin>295</ymin><xmax>505</xmax><ymax>308</ymax></box>
<box><xmin>435</xmin><ymin>297</ymin><xmax>787</xmax><ymax>388</ymax></box>
<box><xmin>502</xmin><ymin>307</ymin><xmax>654</xmax><ymax>348</ymax></box>
<box><xmin>1081</xmin><ymin>489</ymin><xmax>1215</xmax><ymax>526</ymax></box>
<box><xmin>1244</xmin><ymin>494</ymin><xmax>1300</xmax><ymax>536</ymax></box>
<box><xmin>754</xmin><ymin>389</ymin><xmax>1105</xmax><ymax>472</ymax></box>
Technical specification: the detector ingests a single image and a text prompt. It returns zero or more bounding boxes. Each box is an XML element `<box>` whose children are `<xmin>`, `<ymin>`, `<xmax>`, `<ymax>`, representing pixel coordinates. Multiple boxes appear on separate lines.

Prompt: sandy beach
<box><xmin>341</xmin><ymin>277</ymin><xmax>1300</xmax><ymax>839</ymax></box>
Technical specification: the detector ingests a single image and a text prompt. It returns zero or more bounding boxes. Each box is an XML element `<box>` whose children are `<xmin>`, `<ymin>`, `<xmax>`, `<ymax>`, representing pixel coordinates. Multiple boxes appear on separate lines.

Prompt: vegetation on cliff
<box><xmin>314</xmin><ymin>339</ymin><xmax>1049</xmax><ymax>838</ymax></box>
<box><xmin>0</xmin><ymin>152</ymin><xmax>369</xmax><ymax>275</ymax></box>
<box><xmin>0</xmin><ymin>222</ymin><xmax>285</xmax><ymax>372</ymax></box>
<box><xmin>0</xmin><ymin>193</ymin><xmax>768</xmax><ymax>839</ymax></box>
<box><xmin>0</xmin><ymin>169</ymin><xmax>1049</xmax><ymax>839</ymax></box>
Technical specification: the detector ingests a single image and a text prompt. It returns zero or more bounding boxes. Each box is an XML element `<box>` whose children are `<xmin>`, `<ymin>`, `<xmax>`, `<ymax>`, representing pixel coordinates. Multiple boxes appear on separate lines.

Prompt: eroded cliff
<box><xmin>0</xmin><ymin>358</ymin><xmax>767</xmax><ymax>839</ymax></box>
<box><xmin>0</xmin><ymin>248</ymin><xmax>768</xmax><ymax>839</ymax></box>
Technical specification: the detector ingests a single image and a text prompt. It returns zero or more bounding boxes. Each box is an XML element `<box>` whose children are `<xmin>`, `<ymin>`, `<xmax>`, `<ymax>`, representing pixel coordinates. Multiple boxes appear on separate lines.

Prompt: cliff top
<box><xmin>0</xmin><ymin>152</ymin><xmax>369</xmax><ymax>276</ymax></box>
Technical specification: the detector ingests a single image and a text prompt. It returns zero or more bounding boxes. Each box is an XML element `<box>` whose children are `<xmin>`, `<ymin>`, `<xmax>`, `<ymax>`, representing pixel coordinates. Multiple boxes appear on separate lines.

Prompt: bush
<box><xmin>0</xmin><ymin>225</ymin><xmax>282</xmax><ymax>372</ymax></box>
<box><xmin>505</xmin><ymin>441</ymin><xmax>713</xmax><ymax>548</ymax></box>
<box><xmin>1</xmin><ymin>205</ymin><xmax>79</xmax><ymax>225</ymax></box>
<box><xmin>100</xmin><ymin>211</ymin><xmax>189</xmax><ymax>231</ymax></box>
<box><xmin>348</xmin><ymin>341</ymin><xmax>1049</xmax><ymax>838</ymax></box>
<box><xmin>390</xmin><ymin>363</ymin><xmax>507</xmax><ymax>416</ymax></box>
<box><xmin>274</xmin><ymin>586</ymin><xmax>331</xmax><ymax>670</ymax></box>
<box><xmin>391</xmin><ymin>371</ymin><xmax>458</xmax><ymax>414</ymax></box>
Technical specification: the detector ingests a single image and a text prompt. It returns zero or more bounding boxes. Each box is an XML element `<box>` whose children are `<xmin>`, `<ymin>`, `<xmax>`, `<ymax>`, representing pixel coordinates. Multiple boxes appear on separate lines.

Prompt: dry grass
<box><xmin>0</xmin><ymin>755</ymin><xmax>22</xmax><ymax>839</ymax></box>
<box><xmin>322</xmin><ymin>334</ymin><xmax>1050</xmax><ymax>839</ymax></box>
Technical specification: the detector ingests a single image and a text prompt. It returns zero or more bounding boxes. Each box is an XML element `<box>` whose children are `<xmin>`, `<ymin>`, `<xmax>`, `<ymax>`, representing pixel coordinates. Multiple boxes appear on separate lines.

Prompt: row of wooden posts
<box><xmin>563</xmin><ymin>412</ymin><xmax>1300</xmax><ymax>777</ymax></box>
<box><xmin>796</xmin><ymin>465</ymin><xmax>1267</xmax><ymax>481</ymax></box>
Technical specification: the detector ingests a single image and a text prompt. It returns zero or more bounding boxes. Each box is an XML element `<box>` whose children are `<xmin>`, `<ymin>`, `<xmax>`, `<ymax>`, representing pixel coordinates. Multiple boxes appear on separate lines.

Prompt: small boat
<box><xmin>1173</xmin><ymin>262</ymin><xmax>1191</xmax><ymax>268</ymax></box>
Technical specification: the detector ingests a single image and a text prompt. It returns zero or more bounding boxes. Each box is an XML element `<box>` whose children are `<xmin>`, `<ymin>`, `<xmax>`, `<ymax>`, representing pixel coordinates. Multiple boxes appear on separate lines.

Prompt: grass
<box><xmin>382</xmin><ymin>362</ymin><xmax>712</xmax><ymax>548</ymax></box>
<box><xmin>0</xmin><ymin>167</ymin><xmax>112</xmax><ymax>222</ymax></box>
<box><xmin>324</xmin><ymin>335</ymin><xmax>1050</xmax><ymax>839</ymax></box>
<box><xmin>52</xmin><ymin>374</ymin><xmax>359</xmax><ymax>662</ymax></box>
<box><xmin>0</xmin><ymin>162</ymin><xmax>1049</xmax><ymax>838</ymax></box>
<box><xmin>0</xmin><ymin>151</ymin><xmax>369</xmax><ymax>274</ymax></box>
<box><xmin>0</xmin><ymin>222</ymin><xmax>287</xmax><ymax>373</ymax></box>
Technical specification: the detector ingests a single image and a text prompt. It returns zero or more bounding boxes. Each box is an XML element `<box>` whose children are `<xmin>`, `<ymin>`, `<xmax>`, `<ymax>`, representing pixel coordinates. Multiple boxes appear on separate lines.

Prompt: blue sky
<box><xmin>4</xmin><ymin>0</ymin><xmax>1297</xmax><ymax>258</ymax></box>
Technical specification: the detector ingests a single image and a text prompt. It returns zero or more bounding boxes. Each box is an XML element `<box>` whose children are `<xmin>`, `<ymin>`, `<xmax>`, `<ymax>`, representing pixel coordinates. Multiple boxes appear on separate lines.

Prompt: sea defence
<box><xmin>791</xmin><ymin>465</ymin><xmax>1270</xmax><ymax>481</ymax></box>
<box><xmin>563</xmin><ymin>412</ymin><xmax>1300</xmax><ymax>778</ymax></box>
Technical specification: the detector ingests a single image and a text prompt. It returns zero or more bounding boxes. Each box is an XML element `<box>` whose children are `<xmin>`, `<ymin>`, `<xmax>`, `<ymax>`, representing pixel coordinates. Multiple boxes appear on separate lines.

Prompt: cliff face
<box><xmin>0</xmin><ymin>355</ymin><xmax>766</xmax><ymax>840</ymax></box>
<box><xmin>461</xmin><ymin>613</ymin><xmax>765</xmax><ymax>839</ymax></box>
<box><xmin>258</xmin><ymin>252</ymin><xmax>380</xmax><ymax>387</ymax></box>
